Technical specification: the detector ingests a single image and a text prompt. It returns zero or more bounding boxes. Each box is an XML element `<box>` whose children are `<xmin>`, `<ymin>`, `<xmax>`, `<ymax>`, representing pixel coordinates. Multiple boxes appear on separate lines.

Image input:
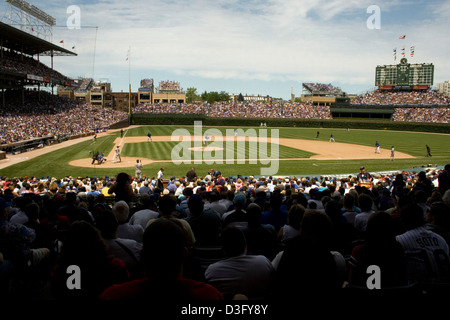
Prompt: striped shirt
<box><xmin>396</xmin><ymin>227</ymin><xmax>450</xmax><ymax>281</ymax></box>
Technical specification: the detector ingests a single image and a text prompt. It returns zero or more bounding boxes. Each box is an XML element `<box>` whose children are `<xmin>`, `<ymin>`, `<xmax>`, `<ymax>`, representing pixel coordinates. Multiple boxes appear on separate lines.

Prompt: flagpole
<box><xmin>128</xmin><ymin>46</ymin><xmax>131</xmax><ymax>116</ymax></box>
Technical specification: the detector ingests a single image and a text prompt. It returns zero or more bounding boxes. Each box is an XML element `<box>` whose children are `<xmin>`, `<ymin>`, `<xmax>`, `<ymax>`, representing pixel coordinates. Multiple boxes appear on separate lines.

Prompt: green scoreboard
<box><xmin>375</xmin><ymin>58</ymin><xmax>434</xmax><ymax>89</ymax></box>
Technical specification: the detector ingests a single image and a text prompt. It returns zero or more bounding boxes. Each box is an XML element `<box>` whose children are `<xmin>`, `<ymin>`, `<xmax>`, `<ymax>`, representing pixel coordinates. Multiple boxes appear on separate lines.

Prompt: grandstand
<box><xmin>0</xmin><ymin>1</ymin><xmax>129</xmax><ymax>153</ymax></box>
<box><xmin>0</xmin><ymin>1</ymin><xmax>78</xmax><ymax>104</ymax></box>
<box><xmin>302</xmin><ymin>82</ymin><xmax>343</xmax><ymax>96</ymax></box>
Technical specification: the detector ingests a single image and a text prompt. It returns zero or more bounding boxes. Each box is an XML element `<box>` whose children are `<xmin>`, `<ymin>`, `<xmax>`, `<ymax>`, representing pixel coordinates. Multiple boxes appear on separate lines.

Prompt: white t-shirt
<box><xmin>129</xmin><ymin>209</ymin><xmax>159</xmax><ymax>230</ymax></box>
<box><xmin>205</xmin><ymin>254</ymin><xmax>274</xmax><ymax>297</ymax></box>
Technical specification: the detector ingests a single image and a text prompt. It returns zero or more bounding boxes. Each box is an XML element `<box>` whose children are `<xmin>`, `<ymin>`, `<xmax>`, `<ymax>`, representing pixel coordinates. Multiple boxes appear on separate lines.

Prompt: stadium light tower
<box><xmin>2</xmin><ymin>0</ymin><xmax>55</xmax><ymax>41</ymax></box>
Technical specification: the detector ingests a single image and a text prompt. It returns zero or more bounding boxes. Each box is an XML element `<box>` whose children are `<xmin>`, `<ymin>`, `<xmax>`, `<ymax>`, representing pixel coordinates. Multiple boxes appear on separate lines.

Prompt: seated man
<box><xmin>205</xmin><ymin>226</ymin><xmax>274</xmax><ymax>299</ymax></box>
<box><xmin>99</xmin><ymin>218</ymin><xmax>223</xmax><ymax>302</ymax></box>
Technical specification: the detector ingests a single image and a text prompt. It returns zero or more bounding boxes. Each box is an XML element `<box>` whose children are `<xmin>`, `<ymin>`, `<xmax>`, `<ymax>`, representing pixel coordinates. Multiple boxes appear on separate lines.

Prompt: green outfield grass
<box><xmin>1</xmin><ymin>125</ymin><xmax>449</xmax><ymax>178</ymax></box>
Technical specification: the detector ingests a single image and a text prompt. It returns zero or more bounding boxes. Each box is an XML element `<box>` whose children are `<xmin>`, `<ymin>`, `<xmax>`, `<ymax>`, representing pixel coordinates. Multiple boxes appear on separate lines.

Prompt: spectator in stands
<box><xmin>146</xmin><ymin>194</ymin><xmax>196</xmax><ymax>248</ymax></box>
<box><xmin>222</xmin><ymin>193</ymin><xmax>248</xmax><ymax>228</ymax></box>
<box><xmin>271</xmin><ymin>210</ymin><xmax>346</xmax><ymax>300</ymax></box>
<box><xmin>325</xmin><ymin>200</ymin><xmax>358</xmax><ymax>256</ymax></box>
<box><xmin>205</xmin><ymin>225</ymin><xmax>274</xmax><ymax>300</ymax></box>
<box><xmin>341</xmin><ymin>192</ymin><xmax>360</xmax><ymax>224</ymax></box>
<box><xmin>95</xmin><ymin>209</ymin><xmax>143</xmax><ymax>279</ymax></box>
<box><xmin>260</xmin><ymin>192</ymin><xmax>288</xmax><ymax>234</ymax></box>
<box><xmin>99</xmin><ymin>218</ymin><xmax>223</xmax><ymax>301</ymax></box>
<box><xmin>425</xmin><ymin>201</ymin><xmax>450</xmax><ymax>247</ymax></box>
<box><xmin>277</xmin><ymin>203</ymin><xmax>304</xmax><ymax>246</ymax></box>
<box><xmin>108</xmin><ymin>173</ymin><xmax>134</xmax><ymax>207</ymax></box>
<box><xmin>57</xmin><ymin>192</ymin><xmax>94</xmax><ymax>224</ymax></box>
<box><xmin>128</xmin><ymin>194</ymin><xmax>159</xmax><ymax>230</ymax></box>
<box><xmin>354</xmin><ymin>193</ymin><xmax>376</xmax><ymax>234</ymax></box>
<box><xmin>438</xmin><ymin>164</ymin><xmax>450</xmax><ymax>195</ymax></box>
<box><xmin>238</xmin><ymin>202</ymin><xmax>278</xmax><ymax>260</ymax></box>
<box><xmin>50</xmin><ymin>220</ymin><xmax>129</xmax><ymax>299</ymax></box>
<box><xmin>113</xmin><ymin>201</ymin><xmax>144</xmax><ymax>243</ymax></box>
<box><xmin>396</xmin><ymin>203</ymin><xmax>450</xmax><ymax>282</ymax></box>
<box><xmin>348</xmin><ymin>211</ymin><xmax>408</xmax><ymax>288</ymax></box>
<box><xmin>185</xmin><ymin>194</ymin><xmax>222</xmax><ymax>246</ymax></box>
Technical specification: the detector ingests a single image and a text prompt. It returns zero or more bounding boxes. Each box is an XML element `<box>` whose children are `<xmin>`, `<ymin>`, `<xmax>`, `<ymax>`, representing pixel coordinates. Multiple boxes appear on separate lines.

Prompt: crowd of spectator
<box><xmin>0</xmin><ymin>90</ymin><xmax>128</xmax><ymax>144</ymax></box>
<box><xmin>1</xmin><ymin>49</ymin><xmax>71</xmax><ymax>83</ymax></box>
<box><xmin>392</xmin><ymin>107</ymin><xmax>450</xmax><ymax>123</ymax></box>
<box><xmin>351</xmin><ymin>89</ymin><xmax>449</xmax><ymax>106</ymax></box>
<box><xmin>302</xmin><ymin>83</ymin><xmax>343</xmax><ymax>95</ymax></box>
<box><xmin>1</xmin><ymin>164</ymin><xmax>449</xmax><ymax>303</ymax></box>
<box><xmin>134</xmin><ymin>101</ymin><xmax>333</xmax><ymax>120</ymax></box>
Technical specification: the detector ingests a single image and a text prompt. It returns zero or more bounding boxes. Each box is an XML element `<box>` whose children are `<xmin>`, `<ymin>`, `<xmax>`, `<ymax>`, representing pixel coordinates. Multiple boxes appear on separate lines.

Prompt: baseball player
<box><xmin>375</xmin><ymin>141</ymin><xmax>380</xmax><ymax>154</ymax></box>
<box><xmin>135</xmin><ymin>159</ymin><xmax>143</xmax><ymax>179</ymax></box>
<box><xmin>390</xmin><ymin>146</ymin><xmax>395</xmax><ymax>161</ymax></box>
<box><xmin>329</xmin><ymin>134</ymin><xmax>335</xmax><ymax>142</ymax></box>
<box><xmin>114</xmin><ymin>145</ymin><xmax>122</xmax><ymax>163</ymax></box>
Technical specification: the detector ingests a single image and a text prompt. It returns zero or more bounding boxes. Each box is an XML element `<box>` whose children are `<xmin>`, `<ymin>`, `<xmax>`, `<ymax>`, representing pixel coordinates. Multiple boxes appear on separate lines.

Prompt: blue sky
<box><xmin>5</xmin><ymin>0</ymin><xmax>450</xmax><ymax>99</ymax></box>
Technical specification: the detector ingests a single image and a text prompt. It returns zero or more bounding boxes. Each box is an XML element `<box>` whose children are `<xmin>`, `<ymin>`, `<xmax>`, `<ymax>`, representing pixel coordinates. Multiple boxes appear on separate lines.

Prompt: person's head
<box><xmin>112</xmin><ymin>200</ymin><xmax>130</xmax><ymax>224</ymax></box>
<box><xmin>325</xmin><ymin>200</ymin><xmax>341</xmax><ymax>222</ymax></box>
<box><xmin>366</xmin><ymin>211</ymin><xmax>395</xmax><ymax>245</ymax></box>
<box><xmin>246</xmin><ymin>203</ymin><xmax>262</xmax><ymax>226</ymax></box>
<box><xmin>94</xmin><ymin>209</ymin><xmax>118</xmax><ymax>240</ymax></box>
<box><xmin>24</xmin><ymin>202</ymin><xmax>40</xmax><ymax>222</ymax></box>
<box><xmin>343</xmin><ymin>193</ymin><xmax>355</xmax><ymax>209</ymax></box>
<box><xmin>221</xmin><ymin>226</ymin><xmax>247</xmax><ymax>257</ymax></box>
<box><xmin>288</xmin><ymin>204</ymin><xmax>305</xmax><ymax>230</ymax></box>
<box><xmin>116</xmin><ymin>172</ymin><xmax>131</xmax><ymax>185</ymax></box>
<box><xmin>233</xmin><ymin>193</ymin><xmax>247</xmax><ymax>209</ymax></box>
<box><xmin>61</xmin><ymin>220</ymin><xmax>108</xmax><ymax>264</ymax></box>
<box><xmin>400</xmin><ymin>203</ymin><xmax>425</xmax><ymax>230</ymax></box>
<box><xmin>158</xmin><ymin>194</ymin><xmax>177</xmax><ymax>216</ymax></box>
<box><xmin>427</xmin><ymin>201</ymin><xmax>450</xmax><ymax>229</ymax></box>
<box><xmin>300</xmin><ymin>210</ymin><xmax>333</xmax><ymax>244</ymax></box>
<box><xmin>187</xmin><ymin>194</ymin><xmax>204</xmax><ymax>215</ymax></box>
<box><xmin>210</xmin><ymin>190</ymin><xmax>220</xmax><ymax>202</ymax></box>
<box><xmin>269</xmin><ymin>192</ymin><xmax>283</xmax><ymax>210</ymax></box>
<box><xmin>358</xmin><ymin>193</ymin><xmax>373</xmax><ymax>212</ymax></box>
<box><xmin>141</xmin><ymin>218</ymin><xmax>187</xmax><ymax>279</ymax></box>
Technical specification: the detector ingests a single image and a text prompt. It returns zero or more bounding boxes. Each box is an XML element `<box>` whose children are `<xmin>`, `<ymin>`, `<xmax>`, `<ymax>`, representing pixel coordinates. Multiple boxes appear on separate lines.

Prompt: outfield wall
<box><xmin>129</xmin><ymin>113</ymin><xmax>450</xmax><ymax>134</ymax></box>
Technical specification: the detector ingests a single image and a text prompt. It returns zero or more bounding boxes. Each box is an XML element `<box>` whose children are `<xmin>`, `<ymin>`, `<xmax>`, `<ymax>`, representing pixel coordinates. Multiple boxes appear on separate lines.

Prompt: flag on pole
<box><xmin>31</xmin><ymin>26</ymin><xmax>34</xmax><ymax>32</ymax></box>
<box><xmin>399</xmin><ymin>35</ymin><xmax>406</xmax><ymax>39</ymax></box>
<box><xmin>393</xmin><ymin>48</ymin><xmax>397</xmax><ymax>61</ymax></box>
<box><xmin>401</xmin><ymin>46</ymin><xmax>405</xmax><ymax>56</ymax></box>
<box><xmin>72</xmin><ymin>46</ymin><xmax>76</xmax><ymax>50</ymax></box>
<box><xmin>126</xmin><ymin>49</ymin><xmax>129</xmax><ymax>61</ymax></box>
<box><xmin>410</xmin><ymin>45</ymin><xmax>415</xmax><ymax>57</ymax></box>
<box><xmin>59</xmin><ymin>40</ymin><xmax>64</xmax><ymax>43</ymax></box>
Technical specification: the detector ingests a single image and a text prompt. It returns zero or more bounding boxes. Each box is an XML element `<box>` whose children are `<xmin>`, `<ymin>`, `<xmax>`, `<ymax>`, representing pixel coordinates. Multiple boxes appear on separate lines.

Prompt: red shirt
<box><xmin>99</xmin><ymin>277</ymin><xmax>223</xmax><ymax>301</ymax></box>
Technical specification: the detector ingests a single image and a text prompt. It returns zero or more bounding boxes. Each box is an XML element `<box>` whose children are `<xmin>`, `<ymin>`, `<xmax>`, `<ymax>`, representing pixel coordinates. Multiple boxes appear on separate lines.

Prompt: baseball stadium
<box><xmin>1</xmin><ymin>0</ymin><xmax>450</xmax><ymax>308</ymax></box>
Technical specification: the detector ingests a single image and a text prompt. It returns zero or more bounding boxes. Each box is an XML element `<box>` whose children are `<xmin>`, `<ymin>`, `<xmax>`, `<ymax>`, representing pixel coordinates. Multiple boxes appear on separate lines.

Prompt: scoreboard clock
<box><xmin>375</xmin><ymin>58</ymin><xmax>434</xmax><ymax>88</ymax></box>
<box><xmin>397</xmin><ymin>58</ymin><xmax>409</xmax><ymax>85</ymax></box>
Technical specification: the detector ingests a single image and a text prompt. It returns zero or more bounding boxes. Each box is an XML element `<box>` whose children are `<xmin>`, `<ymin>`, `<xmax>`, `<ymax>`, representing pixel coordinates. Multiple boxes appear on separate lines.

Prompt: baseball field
<box><xmin>0</xmin><ymin>124</ymin><xmax>449</xmax><ymax>179</ymax></box>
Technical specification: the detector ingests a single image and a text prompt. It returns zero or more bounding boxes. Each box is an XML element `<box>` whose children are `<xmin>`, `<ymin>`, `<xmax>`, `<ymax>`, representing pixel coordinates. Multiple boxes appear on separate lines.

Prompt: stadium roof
<box><xmin>0</xmin><ymin>22</ymin><xmax>76</xmax><ymax>56</ymax></box>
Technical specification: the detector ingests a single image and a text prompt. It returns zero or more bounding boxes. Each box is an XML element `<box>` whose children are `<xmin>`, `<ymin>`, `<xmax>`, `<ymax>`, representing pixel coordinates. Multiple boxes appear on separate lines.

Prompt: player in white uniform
<box><xmin>390</xmin><ymin>146</ymin><xmax>395</xmax><ymax>161</ymax></box>
<box><xmin>135</xmin><ymin>159</ymin><xmax>143</xmax><ymax>179</ymax></box>
<box><xmin>114</xmin><ymin>145</ymin><xmax>121</xmax><ymax>163</ymax></box>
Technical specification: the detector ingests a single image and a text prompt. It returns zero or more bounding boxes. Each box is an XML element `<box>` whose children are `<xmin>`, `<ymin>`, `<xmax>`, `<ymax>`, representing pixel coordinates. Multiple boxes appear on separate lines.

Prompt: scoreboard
<box><xmin>375</xmin><ymin>58</ymin><xmax>434</xmax><ymax>89</ymax></box>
